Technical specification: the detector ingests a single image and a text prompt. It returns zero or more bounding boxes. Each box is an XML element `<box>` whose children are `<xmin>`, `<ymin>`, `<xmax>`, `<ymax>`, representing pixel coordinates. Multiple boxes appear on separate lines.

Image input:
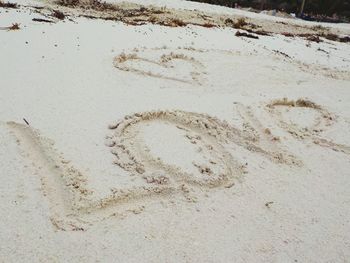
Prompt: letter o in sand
<box><xmin>107</xmin><ymin>110</ymin><xmax>244</xmax><ymax>188</ymax></box>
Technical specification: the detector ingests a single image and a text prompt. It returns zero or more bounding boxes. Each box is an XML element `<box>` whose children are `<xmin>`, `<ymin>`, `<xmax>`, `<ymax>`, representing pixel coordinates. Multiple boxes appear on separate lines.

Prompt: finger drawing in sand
<box><xmin>267</xmin><ymin>98</ymin><xmax>350</xmax><ymax>155</ymax></box>
<box><xmin>114</xmin><ymin>47</ymin><xmax>207</xmax><ymax>85</ymax></box>
<box><xmin>7</xmin><ymin>108</ymin><xmax>301</xmax><ymax>231</ymax></box>
<box><xmin>106</xmin><ymin>110</ymin><xmax>301</xmax><ymax>186</ymax></box>
<box><xmin>2</xmin><ymin>0</ymin><xmax>350</xmax><ymax>260</ymax></box>
<box><xmin>7</xmin><ymin>121</ymin><xmax>178</xmax><ymax>231</ymax></box>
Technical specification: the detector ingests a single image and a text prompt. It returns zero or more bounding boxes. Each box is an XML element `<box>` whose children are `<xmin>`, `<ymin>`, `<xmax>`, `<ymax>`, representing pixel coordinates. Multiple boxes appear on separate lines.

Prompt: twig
<box><xmin>23</xmin><ymin>118</ymin><xmax>30</xmax><ymax>125</ymax></box>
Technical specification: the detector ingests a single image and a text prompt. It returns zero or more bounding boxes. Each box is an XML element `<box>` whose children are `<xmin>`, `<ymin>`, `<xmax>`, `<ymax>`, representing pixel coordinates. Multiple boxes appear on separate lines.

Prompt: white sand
<box><xmin>1</xmin><ymin>0</ymin><xmax>350</xmax><ymax>262</ymax></box>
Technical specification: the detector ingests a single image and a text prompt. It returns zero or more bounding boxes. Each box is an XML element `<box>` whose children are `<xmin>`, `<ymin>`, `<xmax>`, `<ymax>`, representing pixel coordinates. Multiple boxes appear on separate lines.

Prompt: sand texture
<box><xmin>1</xmin><ymin>0</ymin><xmax>350</xmax><ymax>262</ymax></box>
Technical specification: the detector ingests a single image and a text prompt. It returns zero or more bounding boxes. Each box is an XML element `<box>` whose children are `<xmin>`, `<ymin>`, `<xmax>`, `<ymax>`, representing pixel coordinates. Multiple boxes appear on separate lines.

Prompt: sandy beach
<box><xmin>1</xmin><ymin>0</ymin><xmax>350</xmax><ymax>262</ymax></box>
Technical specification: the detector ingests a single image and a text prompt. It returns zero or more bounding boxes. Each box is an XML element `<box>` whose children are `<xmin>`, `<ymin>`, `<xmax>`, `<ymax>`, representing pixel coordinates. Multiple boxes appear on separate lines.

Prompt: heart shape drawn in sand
<box><xmin>114</xmin><ymin>48</ymin><xmax>207</xmax><ymax>85</ymax></box>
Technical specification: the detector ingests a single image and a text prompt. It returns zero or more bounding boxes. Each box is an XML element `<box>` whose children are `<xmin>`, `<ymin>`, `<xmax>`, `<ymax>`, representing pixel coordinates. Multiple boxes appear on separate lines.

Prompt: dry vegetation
<box><xmin>52</xmin><ymin>10</ymin><xmax>66</xmax><ymax>20</ymax></box>
<box><xmin>8</xmin><ymin>23</ymin><xmax>20</xmax><ymax>30</ymax></box>
<box><xmin>311</xmin><ymin>24</ymin><xmax>327</xmax><ymax>31</ymax></box>
<box><xmin>0</xmin><ymin>1</ymin><xmax>17</xmax><ymax>8</ymax></box>
<box><xmin>268</xmin><ymin>98</ymin><xmax>322</xmax><ymax>110</ymax></box>
<box><xmin>56</xmin><ymin>0</ymin><xmax>79</xmax><ymax>5</ymax></box>
<box><xmin>161</xmin><ymin>18</ymin><xmax>187</xmax><ymax>27</ymax></box>
<box><xmin>32</xmin><ymin>18</ymin><xmax>54</xmax><ymax>23</ymax></box>
<box><xmin>53</xmin><ymin>0</ymin><xmax>253</xmax><ymax>30</ymax></box>
<box><xmin>14</xmin><ymin>0</ymin><xmax>342</xmax><ymax>43</ymax></box>
<box><xmin>281</xmin><ymin>32</ymin><xmax>350</xmax><ymax>43</ymax></box>
<box><xmin>56</xmin><ymin>0</ymin><xmax>121</xmax><ymax>11</ymax></box>
<box><xmin>235</xmin><ymin>31</ymin><xmax>259</xmax><ymax>39</ymax></box>
<box><xmin>224</xmin><ymin>17</ymin><xmax>249</xmax><ymax>29</ymax></box>
<box><xmin>233</xmin><ymin>18</ymin><xmax>248</xmax><ymax>29</ymax></box>
<box><xmin>0</xmin><ymin>23</ymin><xmax>20</xmax><ymax>30</ymax></box>
<box><xmin>322</xmin><ymin>33</ymin><xmax>350</xmax><ymax>43</ymax></box>
<box><xmin>115</xmin><ymin>52</ymin><xmax>138</xmax><ymax>63</ymax></box>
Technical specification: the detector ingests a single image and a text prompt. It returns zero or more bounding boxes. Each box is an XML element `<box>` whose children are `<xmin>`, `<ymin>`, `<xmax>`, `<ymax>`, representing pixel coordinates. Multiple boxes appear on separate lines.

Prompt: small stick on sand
<box><xmin>23</xmin><ymin>118</ymin><xmax>30</xmax><ymax>125</ymax></box>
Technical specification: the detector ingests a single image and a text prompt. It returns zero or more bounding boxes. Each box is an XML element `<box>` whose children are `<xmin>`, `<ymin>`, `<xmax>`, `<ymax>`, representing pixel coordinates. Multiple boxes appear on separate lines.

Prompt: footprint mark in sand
<box><xmin>267</xmin><ymin>98</ymin><xmax>350</xmax><ymax>155</ymax></box>
<box><xmin>113</xmin><ymin>48</ymin><xmax>206</xmax><ymax>85</ymax></box>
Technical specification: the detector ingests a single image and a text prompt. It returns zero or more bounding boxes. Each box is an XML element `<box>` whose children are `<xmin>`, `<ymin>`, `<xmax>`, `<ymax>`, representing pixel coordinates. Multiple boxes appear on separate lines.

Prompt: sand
<box><xmin>1</xmin><ymin>0</ymin><xmax>350</xmax><ymax>262</ymax></box>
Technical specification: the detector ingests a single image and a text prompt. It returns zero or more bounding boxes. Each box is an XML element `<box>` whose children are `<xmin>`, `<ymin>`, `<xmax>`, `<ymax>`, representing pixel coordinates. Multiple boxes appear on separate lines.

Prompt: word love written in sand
<box><xmin>10</xmin><ymin>98</ymin><xmax>348</xmax><ymax>231</ymax></box>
